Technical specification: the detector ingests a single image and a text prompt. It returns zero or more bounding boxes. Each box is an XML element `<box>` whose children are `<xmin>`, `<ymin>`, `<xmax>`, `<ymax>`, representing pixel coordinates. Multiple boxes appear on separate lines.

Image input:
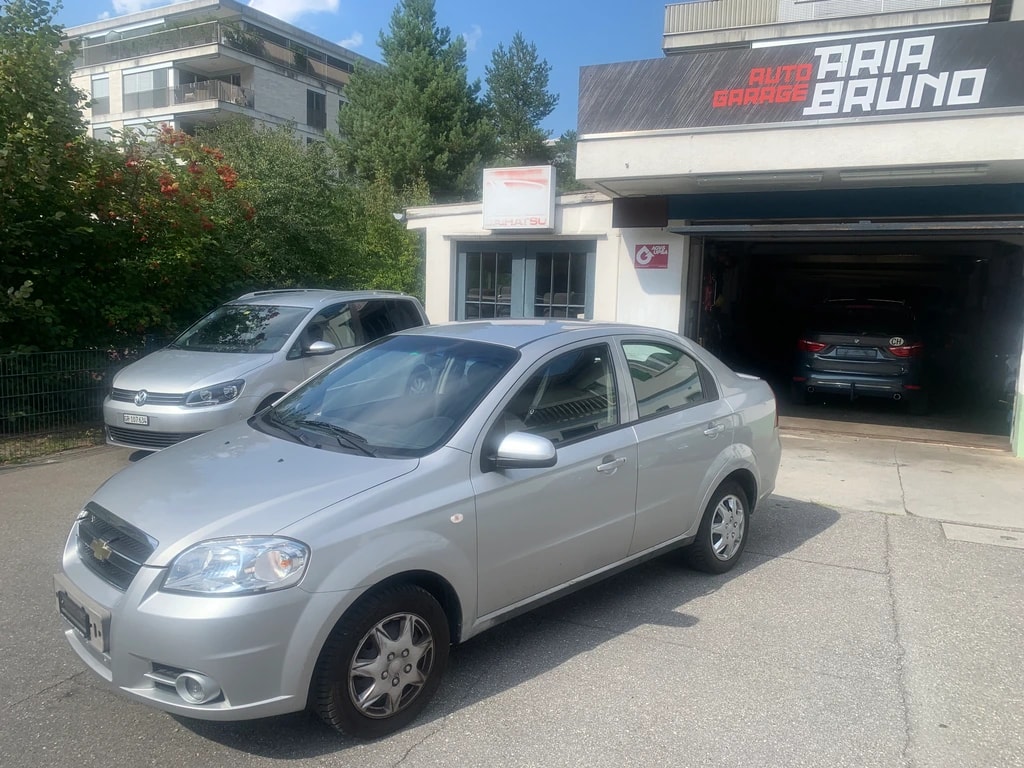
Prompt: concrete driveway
<box><xmin>1</xmin><ymin>432</ymin><xmax>1022</xmax><ymax>768</ymax></box>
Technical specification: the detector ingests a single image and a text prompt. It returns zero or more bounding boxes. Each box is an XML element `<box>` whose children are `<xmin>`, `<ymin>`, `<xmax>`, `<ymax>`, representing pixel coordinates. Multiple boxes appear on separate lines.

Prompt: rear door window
<box><xmin>622</xmin><ymin>342</ymin><xmax>714</xmax><ymax>419</ymax></box>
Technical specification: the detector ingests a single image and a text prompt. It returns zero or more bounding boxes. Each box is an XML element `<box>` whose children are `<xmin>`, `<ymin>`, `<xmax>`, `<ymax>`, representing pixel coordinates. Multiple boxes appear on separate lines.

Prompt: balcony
<box><xmin>73</xmin><ymin>21</ymin><xmax>220</xmax><ymax>67</ymax></box>
<box><xmin>175</xmin><ymin>80</ymin><xmax>254</xmax><ymax>109</ymax></box>
<box><xmin>69</xmin><ymin>20</ymin><xmax>353</xmax><ymax>91</ymax></box>
<box><xmin>663</xmin><ymin>0</ymin><xmax>994</xmax><ymax>51</ymax></box>
<box><xmin>120</xmin><ymin>80</ymin><xmax>254</xmax><ymax>114</ymax></box>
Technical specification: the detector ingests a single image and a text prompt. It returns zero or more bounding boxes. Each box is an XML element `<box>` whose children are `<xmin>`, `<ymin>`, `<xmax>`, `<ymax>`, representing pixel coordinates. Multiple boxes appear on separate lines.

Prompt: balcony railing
<box><xmin>665</xmin><ymin>0</ymin><xmax>991</xmax><ymax>35</ymax></box>
<box><xmin>175</xmin><ymin>80</ymin><xmax>254</xmax><ymax>109</ymax></box>
<box><xmin>70</xmin><ymin>20</ymin><xmax>353</xmax><ymax>90</ymax></box>
<box><xmin>121</xmin><ymin>80</ymin><xmax>254</xmax><ymax>113</ymax></box>
<box><xmin>73</xmin><ymin>21</ymin><xmax>220</xmax><ymax>67</ymax></box>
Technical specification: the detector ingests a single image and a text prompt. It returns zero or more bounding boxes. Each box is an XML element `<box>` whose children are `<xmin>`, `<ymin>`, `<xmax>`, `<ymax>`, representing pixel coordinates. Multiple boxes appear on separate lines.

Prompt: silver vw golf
<box><xmin>55</xmin><ymin>321</ymin><xmax>781</xmax><ymax>739</ymax></box>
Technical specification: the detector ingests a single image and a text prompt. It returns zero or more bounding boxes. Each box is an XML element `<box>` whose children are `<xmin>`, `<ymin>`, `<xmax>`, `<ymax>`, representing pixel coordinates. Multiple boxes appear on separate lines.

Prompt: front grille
<box><xmin>111</xmin><ymin>388</ymin><xmax>187</xmax><ymax>406</ymax></box>
<box><xmin>107</xmin><ymin>426</ymin><xmax>201</xmax><ymax>449</ymax></box>
<box><xmin>76</xmin><ymin>502</ymin><xmax>157</xmax><ymax>590</ymax></box>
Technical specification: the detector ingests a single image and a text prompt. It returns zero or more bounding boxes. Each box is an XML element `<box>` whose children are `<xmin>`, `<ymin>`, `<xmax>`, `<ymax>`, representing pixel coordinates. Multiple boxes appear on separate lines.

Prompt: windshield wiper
<box><xmin>296</xmin><ymin>419</ymin><xmax>376</xmax><ymax>457</ymax></box>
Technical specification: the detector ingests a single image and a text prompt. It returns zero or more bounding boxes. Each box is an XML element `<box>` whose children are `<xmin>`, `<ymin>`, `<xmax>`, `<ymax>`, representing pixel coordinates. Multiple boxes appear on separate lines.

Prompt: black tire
<box><xmin>313</xmin><ymin>584</ymin><xmax>450</xmax><ymax>739</ymax></box>
<box><xmin>683</xmin><ymin>481</ymin><xmax>750</xmax><ymax>575</ymax></box>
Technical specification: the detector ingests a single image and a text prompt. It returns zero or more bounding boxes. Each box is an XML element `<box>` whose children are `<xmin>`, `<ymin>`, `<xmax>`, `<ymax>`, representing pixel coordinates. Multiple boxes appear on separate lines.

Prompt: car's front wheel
<box><xmin>313</xmin><ymin>584</ymin><xmax>450</xmax><ymax>739</ymax></box>
<box><xmin>683</xmin><ymin>481</ymin><xmax>750</xmax><ymax>574</ymax></box>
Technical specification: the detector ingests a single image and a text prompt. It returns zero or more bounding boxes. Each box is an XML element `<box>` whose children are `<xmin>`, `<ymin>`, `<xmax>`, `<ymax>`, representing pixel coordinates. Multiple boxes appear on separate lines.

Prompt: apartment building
<box><xmin>64</xmin><ymin>0</ymin><xmax>375</xmax><ymax>143</ymax></box>
<box><xmin>408</xmin><ymin>0</ymin><xmax>1024</xmax><ymax>455</ymax></box>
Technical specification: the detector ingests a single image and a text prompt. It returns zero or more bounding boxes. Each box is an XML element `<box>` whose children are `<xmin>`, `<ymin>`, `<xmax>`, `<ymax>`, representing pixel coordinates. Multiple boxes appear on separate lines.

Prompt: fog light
<box><xmin>174</xmin><ymin>672</ymin><xmax>221</xmax><ymax>704</ymax></box>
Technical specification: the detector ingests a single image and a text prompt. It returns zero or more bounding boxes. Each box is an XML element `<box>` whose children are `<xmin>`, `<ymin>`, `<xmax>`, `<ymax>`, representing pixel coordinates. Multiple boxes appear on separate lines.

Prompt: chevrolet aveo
<box><xmin>55</xmin><ymin>321</ymin><xmax>781</xmax><ymax>739</ymax></box>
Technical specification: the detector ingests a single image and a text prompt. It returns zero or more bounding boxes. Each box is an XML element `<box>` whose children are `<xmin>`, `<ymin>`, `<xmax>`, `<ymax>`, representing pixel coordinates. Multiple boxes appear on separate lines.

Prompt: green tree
<box><xmin>483</xmin><ymin>31</ymin><xmax>558</xmax><ymax>166</ymax></box>
<box><xmin>552</xmin><ymin>130</ymin><xmax>587</xmax><ymax>194</ymax></box>
<box><xmin>198</xmin><ymin>120</ymin><xmax>356</xmax><ymax>288</ymax></box>
<box><xmin>339</xmin><ymin>173</ymin><xmax>429</xmax><ymax>296</ymax></box>
<box><xmin>0</xmin><ymin>0</ymin><xmax>90</xmax><ymax>348</ymax></box>
<box><xmin>337</xmin><ymin>0</ymin><xmax>492</xmax><ymax>202</ymax></box>
<box><xmin>78</xmin><ymin>126</ymin><xmax>254</xmax><ymax>340</ymax></box>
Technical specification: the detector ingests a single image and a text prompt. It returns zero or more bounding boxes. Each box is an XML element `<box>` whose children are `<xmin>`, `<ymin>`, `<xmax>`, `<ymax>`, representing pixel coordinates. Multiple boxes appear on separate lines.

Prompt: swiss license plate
<box><xmin>57</xmin><ymin>590</ymin><xmax>91</xmax><ymax>639</ymax></box>
<box><xmin>123</xmin><ymin>413</ymin><xmax>149</xmax><ymax>425</ymax></box>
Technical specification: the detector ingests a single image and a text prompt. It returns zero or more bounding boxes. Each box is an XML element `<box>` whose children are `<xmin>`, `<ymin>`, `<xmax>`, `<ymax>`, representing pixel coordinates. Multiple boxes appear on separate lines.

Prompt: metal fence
<box><xmin>0</xmin><ymin>348</ymin><xmax>144</xmax><ymax>465</ymax></box>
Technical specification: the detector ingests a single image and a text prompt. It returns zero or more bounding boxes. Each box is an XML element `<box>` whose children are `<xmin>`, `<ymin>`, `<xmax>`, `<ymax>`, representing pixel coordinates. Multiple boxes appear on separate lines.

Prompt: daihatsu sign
<box><xmin>483</xmin><ymin>166</ymin><xmax>556</xmax><ymax>230</ymax></box>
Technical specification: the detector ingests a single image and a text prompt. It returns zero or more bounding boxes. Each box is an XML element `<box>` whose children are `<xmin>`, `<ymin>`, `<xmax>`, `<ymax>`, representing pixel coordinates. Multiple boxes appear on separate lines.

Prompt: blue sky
<box><xmin>54</xmin><ymin>0</ymin><xmax>671</xmax><ymax>136</ymax></box>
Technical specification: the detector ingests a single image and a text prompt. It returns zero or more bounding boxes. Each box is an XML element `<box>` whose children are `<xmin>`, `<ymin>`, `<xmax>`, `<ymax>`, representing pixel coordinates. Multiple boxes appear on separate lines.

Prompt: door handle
<box><xmin>703</xmin><ymin>423</ymin><xmax>726</xmax><ymax>438</ymax></box>
<box><xmin>596</xmin><ymin>456</ymin><xmax>627</xmax><ymax>473</ymax></box>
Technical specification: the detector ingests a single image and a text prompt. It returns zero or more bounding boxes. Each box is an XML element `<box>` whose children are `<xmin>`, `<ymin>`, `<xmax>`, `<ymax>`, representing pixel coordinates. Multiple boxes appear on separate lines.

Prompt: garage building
<box><xmin>407</xmin><ymin>0</ymin><xmax>1024</xmax><ymax>456</ymax></box>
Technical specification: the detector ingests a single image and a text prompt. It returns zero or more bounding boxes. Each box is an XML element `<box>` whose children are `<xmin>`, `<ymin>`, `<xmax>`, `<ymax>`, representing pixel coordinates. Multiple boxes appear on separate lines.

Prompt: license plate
<box><xmin>54</xmin><ymin>575</ymin><xmax>110</xmax><ymax>653</ymax></box>
<box><xmin>57</xmin><ymin>590</ymin><xmax>91</xmax><ymax>639</ymax></box>
<box><xmin>837</xmin><ymin>347</ymin><xmax>872</xmax><ymax>360</ymax></box>
<box><xmin>123</xmin><ymin>413</ymin><xmax>149</xmax><ymax>425</ymax></box>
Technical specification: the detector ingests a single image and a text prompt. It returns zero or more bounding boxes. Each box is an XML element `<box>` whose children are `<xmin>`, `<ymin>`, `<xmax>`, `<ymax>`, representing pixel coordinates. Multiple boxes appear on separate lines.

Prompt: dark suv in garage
<box><xmin>791</xmin><ymin>299</ymin><xmax>928</xmax><ymax>414</ymax></box>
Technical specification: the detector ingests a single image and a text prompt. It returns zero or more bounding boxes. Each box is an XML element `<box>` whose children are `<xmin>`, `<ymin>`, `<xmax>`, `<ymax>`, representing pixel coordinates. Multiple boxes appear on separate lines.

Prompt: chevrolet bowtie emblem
<box><xmin>90</xmin><ymin>538</ymin><xmax>113</xmax><ymax>562</ymax></box>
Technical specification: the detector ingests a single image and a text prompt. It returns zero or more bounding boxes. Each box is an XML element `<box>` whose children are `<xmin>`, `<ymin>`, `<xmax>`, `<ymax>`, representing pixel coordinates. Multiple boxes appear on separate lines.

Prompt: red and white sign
<box><xmin>634</xmin><ymin>243</ymin><xmax>669</xmax><ymax>269</ymax></box>
<box><xmin>482</xmin><ymin>166</ymin><xmax>556</xmax><ymax>230</ymax></box>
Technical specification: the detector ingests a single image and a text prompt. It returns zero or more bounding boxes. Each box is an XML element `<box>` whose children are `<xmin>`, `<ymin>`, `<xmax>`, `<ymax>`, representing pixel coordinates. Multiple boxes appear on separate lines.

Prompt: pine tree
<box><xmin>337</xmin><ymin>0</ymin><xmax>492</xmax><ymax>202</ymax></box>
<box><xmin>483</xmin><ymin>31</ymin><xmax>558</xmax><ymax>166</ymax></box>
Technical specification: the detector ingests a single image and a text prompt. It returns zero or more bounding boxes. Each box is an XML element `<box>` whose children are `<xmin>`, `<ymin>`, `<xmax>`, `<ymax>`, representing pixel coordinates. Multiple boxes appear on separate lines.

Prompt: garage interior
<box><xmin>685</xmin><ymin>231</ymin><xmax>1024</xmax><ymax>446</ymax></box>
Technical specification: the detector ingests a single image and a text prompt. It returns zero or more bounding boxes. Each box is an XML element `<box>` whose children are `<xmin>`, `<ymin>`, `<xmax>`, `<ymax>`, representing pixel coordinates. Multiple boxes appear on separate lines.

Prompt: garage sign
<box><xmin>579</xmin><ymin>21</ymin><xmax>1024</xmax><ymax>133</ymax></box>
<box><xmin>634</xmin><ymin>244</ymin><xmax>669</xmax><ymax>269</ymax></box>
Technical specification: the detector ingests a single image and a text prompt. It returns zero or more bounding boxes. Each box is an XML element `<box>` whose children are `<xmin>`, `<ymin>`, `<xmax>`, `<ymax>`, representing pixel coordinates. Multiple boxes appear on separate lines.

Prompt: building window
<box><xmin>91</xmin><ymin>76</ymin><xmax>109</xmax><ymax>116</ymax></box>
<box><xmin>307</xmin><ymin>90</ymin><xmax>326</xmax><ymax>130</ymax></box>
<box><xmin>123</xmin><ymin>69</ymin><xmax>168</xmax><ymax>111</ymax></box>
<box><xmin>464</xmin><ymin>251</ymin><xmax>513</xmax><ymax>318</ymax></box>
<box><xmin>457</xmin><ymin>242</ymin><xmax>595</xmax><ymax>321</ymax></box>
<box><xmin>534</xmin><ymin>250</ymin><xmax>588</xmax><ymax>318</ymax></box>
<box><xmin>92</xmin><ymin>124</ymin><xmax>114</xmax><ymax>141</ymax></box>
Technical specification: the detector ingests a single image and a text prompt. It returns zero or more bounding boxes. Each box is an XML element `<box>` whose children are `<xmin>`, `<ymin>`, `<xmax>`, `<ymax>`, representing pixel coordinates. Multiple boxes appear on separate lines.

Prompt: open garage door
<box><xmin>677</xmin><ymin>225</ymin><xmax>1024</xmax><ymax>448</ymax></box>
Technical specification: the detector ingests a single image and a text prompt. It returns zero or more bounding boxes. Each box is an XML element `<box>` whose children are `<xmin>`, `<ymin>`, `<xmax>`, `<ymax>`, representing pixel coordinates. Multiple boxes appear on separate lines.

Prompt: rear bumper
<box><xmin>794</xmin><ymin>373</ymin><xmax>921</xmax><ymax>398</ymax></box>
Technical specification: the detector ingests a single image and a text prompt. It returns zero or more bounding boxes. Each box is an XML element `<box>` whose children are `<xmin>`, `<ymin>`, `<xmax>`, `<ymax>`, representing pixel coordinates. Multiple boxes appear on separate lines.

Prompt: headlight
<box><xmin>162</xmin><ymin>537</ymin><xmax>309</xmax><ymax>595</ymax></box>
<box><xmin>185</xmin><ymin>379</ymin><xmax>244</xmax><ymax>407</ymax></box>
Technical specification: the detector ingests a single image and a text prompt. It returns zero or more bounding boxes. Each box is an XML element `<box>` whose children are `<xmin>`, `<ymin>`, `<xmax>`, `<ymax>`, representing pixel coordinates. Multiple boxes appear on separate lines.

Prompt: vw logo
<box><xmin>133</xmin><ymin>390</ymin><xmax>148</xmax><ymax>407</ymax></box>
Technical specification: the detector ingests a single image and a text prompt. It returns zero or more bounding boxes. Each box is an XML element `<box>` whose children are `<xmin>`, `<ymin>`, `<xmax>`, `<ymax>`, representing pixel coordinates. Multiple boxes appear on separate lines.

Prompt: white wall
<box><xmin>578</xmin><ymin>114</ymin><xmax>1024</xmax><ymax>188</ymax></box>
<box><xmin>406</xmin><ymin>194</ymin><xmax>690</xmax><ymax>334</ymax></box>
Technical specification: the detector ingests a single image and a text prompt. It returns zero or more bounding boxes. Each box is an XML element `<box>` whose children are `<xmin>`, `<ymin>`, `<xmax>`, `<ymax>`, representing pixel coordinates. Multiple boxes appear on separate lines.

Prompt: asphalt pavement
<box><xmin>1</xmin><ymin>430</ymin><xmax>1022</xmax><ymax>768</ymax></box>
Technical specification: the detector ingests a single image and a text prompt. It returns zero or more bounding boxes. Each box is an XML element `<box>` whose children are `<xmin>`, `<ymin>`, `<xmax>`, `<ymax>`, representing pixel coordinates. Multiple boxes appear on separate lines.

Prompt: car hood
<box><xmin>111</xmin><ymin>349</ymin><xmax>275</xmax><ymax>393</ymax></box>
<box><xmin>90</xmin><ymin>423</ymin><xmax>418</xmax><ymax>566</ymax></box>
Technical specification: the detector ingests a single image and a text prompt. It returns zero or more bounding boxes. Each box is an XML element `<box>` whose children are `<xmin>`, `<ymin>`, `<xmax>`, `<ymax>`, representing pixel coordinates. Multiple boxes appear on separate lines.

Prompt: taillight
<box><xmin>797</xmin><ymin>339</ymin><xmax>828</xmax><ymax>353</ymax></box>
<box><xmin>888</xmin><ymin>342</ymin><xmax>923</xmax><ymax>358</ymax></box>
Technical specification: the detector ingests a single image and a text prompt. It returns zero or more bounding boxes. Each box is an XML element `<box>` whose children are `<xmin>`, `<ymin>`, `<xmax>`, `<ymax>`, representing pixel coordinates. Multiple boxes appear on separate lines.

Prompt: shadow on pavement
<box><xmin>173</xmin><ymin>495</ymin><xmax>840</xmax><ymax>757</ymax></box>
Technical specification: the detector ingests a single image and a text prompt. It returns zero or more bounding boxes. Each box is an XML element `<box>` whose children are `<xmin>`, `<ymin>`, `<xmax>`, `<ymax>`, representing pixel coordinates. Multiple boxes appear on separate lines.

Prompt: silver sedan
<box><xmin>55</xmin><ymin>320</ymin><xmax>781</xmax><ymax>739</ymax></box>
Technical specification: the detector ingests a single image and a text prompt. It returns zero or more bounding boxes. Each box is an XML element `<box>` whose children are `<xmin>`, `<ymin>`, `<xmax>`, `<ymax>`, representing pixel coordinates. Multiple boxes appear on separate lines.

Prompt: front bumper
<box><xmin>56</xmin><ymin>531</ymin><xmax>355</xmax><ymax>721</ymax></box>
<box><xmin>103</xmin><ymin>395</ymin><xmax>261</xmax><ymax>450</ymax></box>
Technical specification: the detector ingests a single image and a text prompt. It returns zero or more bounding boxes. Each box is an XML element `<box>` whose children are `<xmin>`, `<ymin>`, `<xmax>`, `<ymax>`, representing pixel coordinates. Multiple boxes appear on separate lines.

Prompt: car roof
<box><xmin>227</xmin><ymin>289</ymin><xmax>414</xmax><ymax>310</ymax></box>
<box><xmin>398</xmin><ymin>319</ymin><xmax>681</xmax><ymax>349</ymax></box>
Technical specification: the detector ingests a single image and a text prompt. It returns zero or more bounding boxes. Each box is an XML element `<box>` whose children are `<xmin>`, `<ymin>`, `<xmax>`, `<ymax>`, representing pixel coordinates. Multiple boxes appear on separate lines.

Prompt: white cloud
<box><xmin>338</xmin><ymin>31</ymin><xmax>363</xmax><ymax>49</ymax></box>
<box><xmin>247</xmin><ymin>0</ymin><xmax>339</xmax><ymax>24</ymax></box>
<box><xmin>462</xmin><ymin>24</ymin><xmax>482</xmax><ymax>52</ymax></box>
<box><xmin>111</xmin><ymin>0</ymin><xmax>185</xmax><ymax>15</ymax></box>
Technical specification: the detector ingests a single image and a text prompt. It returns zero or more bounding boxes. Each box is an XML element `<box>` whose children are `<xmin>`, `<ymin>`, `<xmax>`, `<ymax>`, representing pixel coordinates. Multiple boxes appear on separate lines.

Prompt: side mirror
<box><xmin>305</xmin><ymin>340</ymin><xmax>338</xmax><ymax>356</ymax></box>
<box><xmin>491</xmin><ymin>432</ymin><xmax>557</xmax><ymax>470</ymax></box>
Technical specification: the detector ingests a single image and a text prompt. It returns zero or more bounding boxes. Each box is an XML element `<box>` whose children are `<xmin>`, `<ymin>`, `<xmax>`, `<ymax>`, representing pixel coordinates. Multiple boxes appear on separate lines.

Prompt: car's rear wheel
<box><xmin>313</xmin><ymin>584</ymin><xmax>450</xmax><ymax>739</ymax></box>
<box><xmin>683</xmin><ymin>481</ymin><xmax>750</xmax><ymax>575</ymax></box>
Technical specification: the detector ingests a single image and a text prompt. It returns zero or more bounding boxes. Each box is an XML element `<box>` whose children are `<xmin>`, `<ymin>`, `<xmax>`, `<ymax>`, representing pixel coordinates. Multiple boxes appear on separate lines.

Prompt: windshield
<box><xmin>170</xmin><ymin>304</ymin><xmax>309</xmax><ymax>353</ymax></box>
<box><xmin>261</xmin><ymin>335</ymin><xmax>518</xmax><ymax>457</ymax></box>
<box><xmin>810</xmin><ymin>302</ymin><xmax>917</xmax><ymax>335</ymax></box>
